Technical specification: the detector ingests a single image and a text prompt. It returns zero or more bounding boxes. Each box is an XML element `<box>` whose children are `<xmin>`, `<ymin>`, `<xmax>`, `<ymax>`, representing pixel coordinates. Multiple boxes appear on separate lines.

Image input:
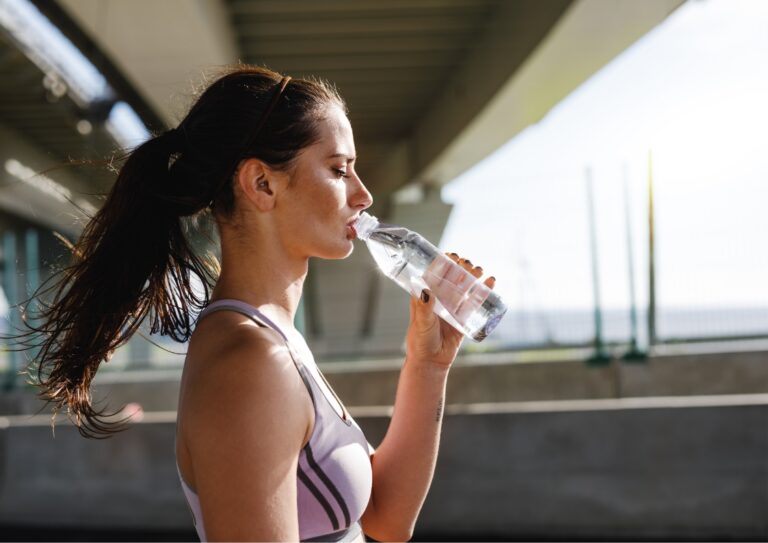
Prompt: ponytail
<box><xmin>22</xmin><ymin>131</ymin><xmax>217</xmax><ymax>438</ymax></box>
<box><xmin>15</xmin><ymin>64</ymin><xmax>345</xmax><ymax>437</ymax></box>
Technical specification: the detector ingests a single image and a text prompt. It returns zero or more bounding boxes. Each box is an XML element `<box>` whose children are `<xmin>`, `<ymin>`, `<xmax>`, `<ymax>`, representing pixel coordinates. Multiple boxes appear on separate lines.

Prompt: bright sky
<box><xmin>440</xmin><ymin>0</ymin><xmax>768</xmax><ymax>313</ymax></box>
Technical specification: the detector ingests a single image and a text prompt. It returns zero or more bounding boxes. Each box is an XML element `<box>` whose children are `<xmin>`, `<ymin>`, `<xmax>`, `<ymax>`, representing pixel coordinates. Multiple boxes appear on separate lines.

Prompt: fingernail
<box><xmin>449</xmin><ymin>252</ymin><xmax>458</xmax><ymax>258</ymax></box>
<box><xmin>489</xmin><ymin>276</ymin><xmax>496</xmax><ymax>282</ymax></box>
<box><xmin>421</xmin><ymin>289</ymin><xmax>430</xmax><ymax>303</ymax></box>
<box><xmin>465</xmin><ymin>259</ymin><xmax>472</xmax><ymax>266</ymax></box>
<box><xmin>476</xmin><ymin>266</ymin><xmax>484</xmax><ymax>274</ymax></box>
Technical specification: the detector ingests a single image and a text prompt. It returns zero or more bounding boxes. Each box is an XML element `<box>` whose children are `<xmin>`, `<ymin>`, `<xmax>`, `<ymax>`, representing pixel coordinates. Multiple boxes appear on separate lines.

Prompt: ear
<box><xmin>235</xmin><ymin>158</ymin><xmax>277</xmax><ymax>212</ymax></box>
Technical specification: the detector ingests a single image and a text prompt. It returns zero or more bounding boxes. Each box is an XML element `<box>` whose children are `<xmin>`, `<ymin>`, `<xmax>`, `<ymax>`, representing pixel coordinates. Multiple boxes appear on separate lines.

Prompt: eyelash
<box><xmin>333</xmin><ymin>168</ymin><xmax>348</xmax><ymax>178</ymax></box>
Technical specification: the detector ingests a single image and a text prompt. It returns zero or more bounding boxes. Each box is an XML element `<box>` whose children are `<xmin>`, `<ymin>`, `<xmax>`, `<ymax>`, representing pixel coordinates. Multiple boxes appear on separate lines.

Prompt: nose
<box><xmin>350</xmin><ymin>173</ymin><xmax>373</xmax><ymax>210</ymax></box>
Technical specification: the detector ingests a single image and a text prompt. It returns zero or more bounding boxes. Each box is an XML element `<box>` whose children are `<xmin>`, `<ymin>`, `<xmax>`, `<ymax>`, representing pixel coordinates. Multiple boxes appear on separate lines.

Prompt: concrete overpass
<box><xmin>23</xmin><ymin>0</ymin><xmax>686</xmax><ymax>358</ymax></box>
<box><xmin>5</xmin><ymin>2</ymin><xmax>768</xmax><ymax>541</ymax></box>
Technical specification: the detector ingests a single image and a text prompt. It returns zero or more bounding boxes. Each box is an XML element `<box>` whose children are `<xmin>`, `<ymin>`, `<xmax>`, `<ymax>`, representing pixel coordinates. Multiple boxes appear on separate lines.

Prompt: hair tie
<box><xmin>165</xmin><ymin>127</ymin><xmax>185</xmax><ymax>152</ymax></box>
<box><xmin>242</xmin><ymin>76</ymin><xmax>291</xmax><ymax>156</ymax></box>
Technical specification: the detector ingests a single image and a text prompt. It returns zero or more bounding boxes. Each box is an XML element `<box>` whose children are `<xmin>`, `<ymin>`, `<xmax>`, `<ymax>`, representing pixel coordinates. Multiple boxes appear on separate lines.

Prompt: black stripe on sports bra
<box><xmin>305</xmin><ymin>444</ymin><xmax>352</xmax><ymax>528</ymax></box>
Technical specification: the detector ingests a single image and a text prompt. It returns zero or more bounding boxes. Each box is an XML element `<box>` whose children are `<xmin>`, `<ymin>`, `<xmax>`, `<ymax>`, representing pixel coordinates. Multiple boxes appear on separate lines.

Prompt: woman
<box><xmin>28</xmin><ymin>66</ymin><xmax>494</xmax><ymax>541</ymax></box>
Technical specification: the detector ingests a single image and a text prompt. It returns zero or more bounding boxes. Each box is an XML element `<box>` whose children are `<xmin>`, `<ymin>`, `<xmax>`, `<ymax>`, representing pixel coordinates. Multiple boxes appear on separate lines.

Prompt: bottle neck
<box><xmin>352</xmin><ymin>212</ymin><xmax>380</xmax><ymax>240</ymax></box>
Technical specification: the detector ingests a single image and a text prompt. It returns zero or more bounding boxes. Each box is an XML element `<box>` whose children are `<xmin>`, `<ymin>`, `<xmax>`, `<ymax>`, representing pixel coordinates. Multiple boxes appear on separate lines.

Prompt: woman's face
<box><xmin>276</xmin><ymin>105</ymin><xmax>373</xmax><ymax>260</ymax></box>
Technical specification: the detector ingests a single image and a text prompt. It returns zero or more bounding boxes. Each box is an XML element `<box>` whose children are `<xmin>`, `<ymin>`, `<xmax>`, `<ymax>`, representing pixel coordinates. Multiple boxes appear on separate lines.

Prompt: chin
<box><xmin>317</xmin><ymin>241</ymin><xmax>355</xmax><ymax>260</ymax></box>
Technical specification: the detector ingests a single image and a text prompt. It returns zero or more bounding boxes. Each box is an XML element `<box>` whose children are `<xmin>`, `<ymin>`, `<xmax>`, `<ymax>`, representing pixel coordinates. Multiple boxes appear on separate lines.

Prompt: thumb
<box><xmin>412</xmin><ymin>288</ymin><xmax>436</xmax><ymax>325</ymax></box>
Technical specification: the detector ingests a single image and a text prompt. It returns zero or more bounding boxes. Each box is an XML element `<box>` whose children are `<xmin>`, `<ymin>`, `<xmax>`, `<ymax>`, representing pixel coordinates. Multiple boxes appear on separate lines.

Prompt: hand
<box><xmin>405</xmin><ymin>253</ymin><xmax>496</xmax><ymax>370</ymax></box>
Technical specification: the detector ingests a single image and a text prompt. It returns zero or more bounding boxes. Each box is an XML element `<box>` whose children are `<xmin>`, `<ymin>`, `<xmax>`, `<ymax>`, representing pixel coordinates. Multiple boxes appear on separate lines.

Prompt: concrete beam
<box><xmin>56</xmin><ymin>0</ymin><xmax>239</xmax><ymax>126</ymax></box>
<box><xmin>0</xmin><ymin>122</ymin><xmax>95</xmax><ymax>237</ymax></box>
<box><xmin>370</xmin><ymin>0</ymin><xmax>686</xmax><ymax>196</ymax></box>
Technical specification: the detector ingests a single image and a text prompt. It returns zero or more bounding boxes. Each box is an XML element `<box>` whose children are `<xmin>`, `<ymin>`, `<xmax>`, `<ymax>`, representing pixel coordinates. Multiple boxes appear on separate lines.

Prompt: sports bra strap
<box><xmin>199</xmin><ymin>302</ymin><xmax>286</xmax><ymax>339</ymax></box>
<box><xmin>196</xmin><ymin>301</ymin><xmax>317</xmax><ymax>407</ymax></box>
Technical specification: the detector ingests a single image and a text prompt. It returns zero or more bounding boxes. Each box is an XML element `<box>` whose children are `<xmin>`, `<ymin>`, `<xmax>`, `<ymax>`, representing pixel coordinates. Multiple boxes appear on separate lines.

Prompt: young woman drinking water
<box><xmin>26</xmin><ymin>65</ymin><xmax>495</xmax><ymax>541</ymax></box>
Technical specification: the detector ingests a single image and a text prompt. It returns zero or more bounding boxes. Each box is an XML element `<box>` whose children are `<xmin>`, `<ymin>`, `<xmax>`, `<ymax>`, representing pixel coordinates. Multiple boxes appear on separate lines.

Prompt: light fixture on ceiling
<box><xmin>75</xmin><ymin>119</ymin><xmax>92</xmax><ymax>136</ymax></box>
<box><xmin>0</xmin><ymin>0</ymin><xmax>150</xmax><ymax>147</ymax></box>
<box><xmin>0</xmin><ymin>0</ymin><xmax>111</xmax><ymax>107</ymax></box>
<box><xmin>105</xmin><ymin>102</ymin><xmax>150</xmax><ymax>149</ymax></box>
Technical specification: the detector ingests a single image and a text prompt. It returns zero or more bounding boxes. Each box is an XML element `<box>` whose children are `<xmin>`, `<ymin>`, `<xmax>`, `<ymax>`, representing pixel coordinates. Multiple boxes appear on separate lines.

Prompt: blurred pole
<box><xmin>25</xmin><ymin>228</ymin><xmax>39</xmax><ymax>311</ymax></box>
<box><xmin>24</xmin><ymin>228</ymin><xmax>40</xmax><ymax>368</ymax></box>
<box><xmin>585</xmin><ymin>167</ymin><xmax>610</xmax><ymax>365</ymax></box>
<box><xmin>622</xmin><ymin>163</ymin><xmax>646</xmax><ymax>361</ymax></box>
<box><xmin>647</xmin><ymin>150</ymin><xmax>657</xmax><ymax>349</ymax></box>
<box><xmin>3</xmin><ymin>230</ymin><xmax>18</xmax><ymax>390</ymax></box>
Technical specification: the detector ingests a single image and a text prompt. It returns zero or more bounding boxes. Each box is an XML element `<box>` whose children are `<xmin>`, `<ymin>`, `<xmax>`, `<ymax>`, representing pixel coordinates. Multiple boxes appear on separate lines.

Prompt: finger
<box><xmin>446</xmin><ymin>252</ymin><xmax>476</xmax><ymax>284</ymax></box>
<box><xmin>420</xmin><ymin>288</ymin><xmax>434</xmax><ymax>310</ymax></box>
<box><xmin>484</xmin><ymin>276</ymin><xmax>496</xmax><ymax>289</ymax></box>
<box><xmin>435</xmin><ymin>253</ymin><xmax>465</xmax><ymax>289</ymax></box>
<box><xmin>470</xmin><ymin>265</ymin><xmax>483</xmax><ymax>279</ymax></box>
<box><xmin>410</xmin><ymin>286</ymin><xmax>434</xmax><ymax>311</ymax></box>
<box><xmin>411</xmin><ymin>288</ymin><xmax>436</xmax><ymax>327</ymax></box>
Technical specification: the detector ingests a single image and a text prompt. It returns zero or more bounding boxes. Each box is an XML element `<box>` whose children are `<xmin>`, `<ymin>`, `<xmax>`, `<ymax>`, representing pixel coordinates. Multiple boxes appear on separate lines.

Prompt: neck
<box><xmin>211</xmin><ymin>223</ymin><xmax>308</xmax><ymax>333</ymax></box>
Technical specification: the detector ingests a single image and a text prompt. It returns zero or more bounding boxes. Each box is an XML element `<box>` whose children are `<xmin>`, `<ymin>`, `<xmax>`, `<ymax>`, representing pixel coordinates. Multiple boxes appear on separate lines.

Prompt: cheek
<box><xmin>314</xmin><ymin>183</ymin><xmax>347</xmax><ymax>213</ymax></box>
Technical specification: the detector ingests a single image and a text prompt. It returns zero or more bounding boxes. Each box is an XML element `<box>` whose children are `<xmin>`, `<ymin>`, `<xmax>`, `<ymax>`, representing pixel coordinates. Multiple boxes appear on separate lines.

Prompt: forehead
<box><xmin>312</xmin><ymin>106</ymin><xmax>354</xmax><ymax>156</ymax></box>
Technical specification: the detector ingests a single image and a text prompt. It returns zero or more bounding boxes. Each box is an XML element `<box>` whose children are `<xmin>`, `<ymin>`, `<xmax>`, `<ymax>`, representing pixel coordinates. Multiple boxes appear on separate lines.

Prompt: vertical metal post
<box><xmin>23</xmin><ymin>228</ymin><xmax>41</xmax><ymax>377</ymax></box>
<box><xmin>585</xmin><ymin>167</ymin><xmax>610</xmax><ymax>365</ymax></box>
<box><xmin>3</xmin><ymin>230</ymin><xmax>18</xmax><ymax>389</ymax></box>
<box><xmin>647</xmin><ymin>150</ymin><xmax>657</xmax><ymax>349</ymax></box>
<box><xmin>24</xmin><ymin>228</ymin><xmax>39</xmax><ymax>312</ymax></box>
<box><xmin>622</xmin><ymin>164</ymin><xmax>645</xmax><ymax>361</ymax></box>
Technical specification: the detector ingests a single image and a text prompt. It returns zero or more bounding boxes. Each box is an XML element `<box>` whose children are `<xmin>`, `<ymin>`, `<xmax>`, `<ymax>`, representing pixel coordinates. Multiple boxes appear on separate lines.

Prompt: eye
<box><xmin>333</xmin><ymin>168</ymin><xmax>348</xmax><ymax>178</ymax></box>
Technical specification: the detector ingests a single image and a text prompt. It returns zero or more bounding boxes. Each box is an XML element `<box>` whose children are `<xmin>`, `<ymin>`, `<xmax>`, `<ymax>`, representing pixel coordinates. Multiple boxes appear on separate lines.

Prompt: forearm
<box><xmin>363</xmin><ymin>358</ymin><xmax>449</xmax><ymax>540</ymax></box>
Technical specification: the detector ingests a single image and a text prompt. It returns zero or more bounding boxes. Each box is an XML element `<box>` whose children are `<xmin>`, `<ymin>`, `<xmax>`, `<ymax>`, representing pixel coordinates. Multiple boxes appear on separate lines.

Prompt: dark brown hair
<box><xmin>17</xmin><ymin>65</ymin><xmax>345</xmax><ymax>437</ymax></box>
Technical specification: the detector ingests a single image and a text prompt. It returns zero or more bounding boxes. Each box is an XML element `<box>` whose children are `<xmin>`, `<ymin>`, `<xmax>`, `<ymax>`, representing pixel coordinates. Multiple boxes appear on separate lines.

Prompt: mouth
<box><xmin>345</xmin><ymin>216</ymin><xmax>360</xmax><ymax>239</ymax></box>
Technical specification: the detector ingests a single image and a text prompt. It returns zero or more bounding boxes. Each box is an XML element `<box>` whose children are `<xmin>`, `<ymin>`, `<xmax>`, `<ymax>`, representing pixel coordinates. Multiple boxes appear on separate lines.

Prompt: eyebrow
<box><xmin>328</xmin><ymin>153</ymin><xmax>357</xmax><ymax>161</ymax></box>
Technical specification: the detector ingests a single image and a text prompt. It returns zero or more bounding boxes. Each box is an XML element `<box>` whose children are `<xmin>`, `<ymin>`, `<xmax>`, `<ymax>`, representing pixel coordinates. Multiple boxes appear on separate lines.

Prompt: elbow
<box><xmin>389</xmin><ymin>526</ymin><xmax>415</xmax><ymax>542</ymax></box>
<box><xmin>365</xmin><ymin>528</ymin><xmax>414</xmax><ymax>542</ymax></box>
<box><xmin>361</xmin><ymin>491</ymin><xmax>418</xmax><ymax>541</ymax></box>
<box><xmin>363</xmin><ymin>519</ymin><xmax>415</xmax><ymax>542</ymax></box>
<box><xmin>396</xmin><ymin>528</ymin><xmax>415</xmax><ymax>542</ymax></box>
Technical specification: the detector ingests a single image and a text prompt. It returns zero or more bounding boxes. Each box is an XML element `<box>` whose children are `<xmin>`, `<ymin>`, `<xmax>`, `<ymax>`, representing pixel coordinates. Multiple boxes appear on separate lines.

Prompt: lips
<box><xmin>346</xmin><ymin>216</ymin><xmax>359</xmax><ymax>239</ymax></box>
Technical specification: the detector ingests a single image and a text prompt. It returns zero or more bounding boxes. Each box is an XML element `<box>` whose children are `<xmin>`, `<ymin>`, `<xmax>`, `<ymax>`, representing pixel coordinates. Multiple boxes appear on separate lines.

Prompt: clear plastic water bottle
<box><xmin>353</xmin><ymin>212</ymin><xmax>507</xmax><ymax>342</ymax></box>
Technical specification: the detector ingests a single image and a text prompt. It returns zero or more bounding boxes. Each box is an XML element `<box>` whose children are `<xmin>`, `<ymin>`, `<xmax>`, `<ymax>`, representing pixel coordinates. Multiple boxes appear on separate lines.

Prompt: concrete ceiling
<box><xmin>0</xmin><ymin>27</ymin><xmax>114</xmax><ymax>235</ymax></box>
<box><xmin>6</xmin><ymin>0</ymin><xmax>686</xmax><ymax>220</ymax></box>
<box><xmin>224</xmin><ymin>0</ymin><xmax>575</xmax><ymax>209</ymax></box>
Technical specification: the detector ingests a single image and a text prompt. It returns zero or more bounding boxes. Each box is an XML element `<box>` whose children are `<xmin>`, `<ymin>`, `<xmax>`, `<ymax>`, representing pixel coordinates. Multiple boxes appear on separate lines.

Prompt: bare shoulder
<box><xmin>177</xmin><ymin>310</ymin><xmax>313</xmax><ymax>539</ymax></box>
<box><xmin>180</xmin><ymin>310</ymin><xmax>314</xmax><ymax>452</ymax></box>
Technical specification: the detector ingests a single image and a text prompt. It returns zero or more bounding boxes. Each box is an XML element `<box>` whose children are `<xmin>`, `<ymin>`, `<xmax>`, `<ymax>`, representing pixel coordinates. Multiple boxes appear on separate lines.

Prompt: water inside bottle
<box><xmin>365</xmin><ymin>235</ymin><xmax>506</xmax><ymax>341</ymax></box>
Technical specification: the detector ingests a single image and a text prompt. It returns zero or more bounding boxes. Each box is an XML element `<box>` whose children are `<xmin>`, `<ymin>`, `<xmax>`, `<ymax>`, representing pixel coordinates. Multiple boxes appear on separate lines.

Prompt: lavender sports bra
<box><xmin>177</xmin><ymin>299</ymin><xmax>373</xmax><ymax>542</ymax></box>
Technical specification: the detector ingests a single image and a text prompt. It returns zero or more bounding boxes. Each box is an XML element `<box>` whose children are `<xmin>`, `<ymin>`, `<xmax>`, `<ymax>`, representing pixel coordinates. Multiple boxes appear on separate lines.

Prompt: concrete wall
<box><xmin>326</xmin><ymin>347</ymin><xmax>768</xmax><ymax>406</ymax></box>
<box><xmin>2</xmin><ymin>348</ymin><xmax>767</xmax><ymax>539</ymax></box>
<box><xmin>1</xmin><ymin>398</ymin><xmax>767</xmax><ymax>540</ymax></box>
<box><xmin>11</xmin><ymin>347</ymin><xmax>758</xmax><ymax>417</ymax></box>
<box><xmin>0</xmin><ymin>420</ymin><xmax>189</xmax><ymax>531</ymax></box>
<box><xmin>417</xmin><ymin>401</ymin><xmax>768</xmax><ymax>541</ymax></box>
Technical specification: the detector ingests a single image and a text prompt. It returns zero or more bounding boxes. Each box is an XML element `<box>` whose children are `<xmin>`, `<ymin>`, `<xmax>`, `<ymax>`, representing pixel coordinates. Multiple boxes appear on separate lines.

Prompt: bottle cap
<box><xmin>352</xmin><ymin>212</ymin><xmax>379</xmax><ymax>240</ymax></box>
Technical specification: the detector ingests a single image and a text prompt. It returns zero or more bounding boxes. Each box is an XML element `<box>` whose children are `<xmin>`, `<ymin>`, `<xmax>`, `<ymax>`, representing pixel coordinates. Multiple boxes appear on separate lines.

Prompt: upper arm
<box><xmin>186</xmin><ymin>328</ymin><xmax>313</xmax><ymax>541</ymax></box>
